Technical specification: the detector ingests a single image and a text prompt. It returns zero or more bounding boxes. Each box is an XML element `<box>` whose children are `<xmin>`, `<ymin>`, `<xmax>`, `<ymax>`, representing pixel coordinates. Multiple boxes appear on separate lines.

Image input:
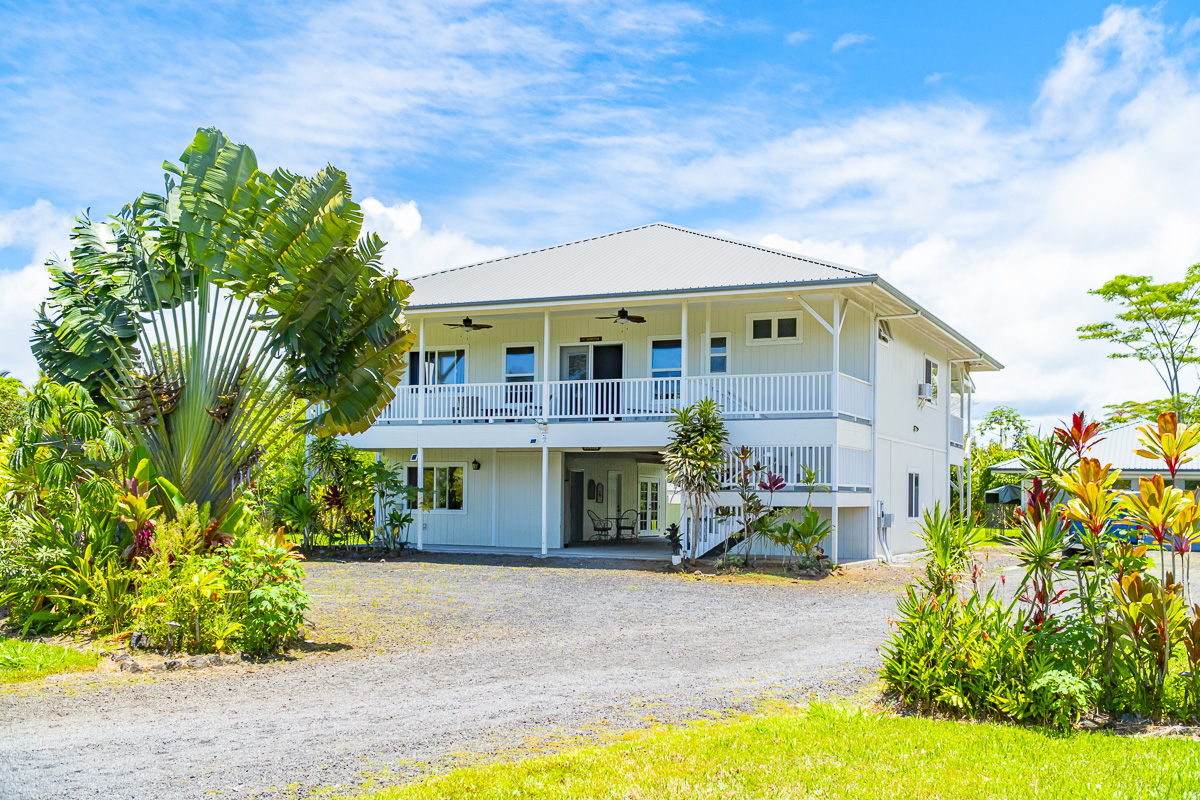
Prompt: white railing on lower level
<box><xmin>950</xmin><ymin>414</ymin><xmax>965</xmax><ymax>447</ymax></box>
<box><xmin>722</xmin><ymin>445</ymin><xmax>833</xmax><ymax>488</ymax></box>
<box><xmin>378</xmin><ymin>372</ymin><xmax>871</xmax><ymax>423</ymax></box>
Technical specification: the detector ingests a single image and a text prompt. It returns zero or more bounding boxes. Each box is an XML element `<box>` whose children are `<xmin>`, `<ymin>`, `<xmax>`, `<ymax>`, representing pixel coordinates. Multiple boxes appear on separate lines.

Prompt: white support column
<box><xmin>965</xmin><ymin>371</ymin><xmax>974</xmax><ymax>520</ymax></box>
<box><xmin>831</xmin><ymin>294</ymin><xmax>841</xmax><ymax>564</ymax></box>
<box><xmin>416</xmin><ymin>446</ymin><xmax>424</xmax><ymax>551</ymax></box>
<box><xmin>417</xmin><ymin>317</ymin><xmax>426</xmax><ymax>425</ymax></box>
<box><xmin>542</xmin><ymin>310</ymin><xmax>551</xmax><ymax>416</ymax></box>
<box><xmin>869</xmin><ymin>313</ymin><xmax>880</xmax><ymax>561</ymax></box>
<box><xmin>491</xmin><ymin>448</ymin><xmax>499</xmax><ymax>546</ymax></box>
<box><xmin>540</xmin><ymin>444</ymin><xmax>549</xmax><ymax>556</ymax></box>
<box><xmin>704</xmin><ymin>301</ymin><xmax>712</xmax><ymax>376</ymax></box>
<box><xmin>945</xmin><ymin>360</ymin><xmax>953</xmax><ymax>512</ymax></box>
<box><xmin>680</xmin><ymin>301</ymin><xmax>689</xmax><ymax>404</ymax></box>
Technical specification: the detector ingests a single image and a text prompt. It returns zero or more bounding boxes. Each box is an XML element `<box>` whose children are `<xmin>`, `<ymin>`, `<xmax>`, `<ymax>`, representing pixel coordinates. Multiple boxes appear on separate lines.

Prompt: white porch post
<box><xmin>417</xmin><ymin>317</ymin><xmax>426</xmax><ymax>425</ymax></box>
<box><xmin>416</xmin><ymin>446</ymin><xmax>424</xmax><ymax>551</ymax></box>
<box><xmin>965</xmin><ymin>371</ymin><xmax>974</xmax><ymax>520</ymax></box>
<box><xmin>680</xmin><ymin>301</ymin><xmax>689</xmax><ymax>404</ymax></box>
<box><xmin>491</xmin><ymin>448</ymin><xmax>499</xmax><ymax>546</ymax></box>
<box><xmin>704</xmin><ymin>301</ymin><xmax>712</xmax><ymax>376</ymax></box>
<box><xmin>543</xmin><ymin>310</ymin><xmax>551</xmax><ymax>416</ymax></box>
<box><xmin>869</xmin><ymin>314</ymin><xmax>880</xmax><ymax>561</ymax></box>
<box><xmin>540</xmin><ymin>444</ymin><xmax>549</xmax><ymax>556</ymax></box>
<box><xmin>831</xmin><ymin>294</ymin><xmax>841</xmax><ymax>565</ymax></box>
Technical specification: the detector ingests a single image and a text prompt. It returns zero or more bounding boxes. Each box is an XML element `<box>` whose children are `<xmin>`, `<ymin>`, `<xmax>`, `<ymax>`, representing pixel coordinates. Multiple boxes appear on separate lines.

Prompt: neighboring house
<box><xmin>348</xmin><ymin>223</ymin><xmax>1001</xmax><ymax>561</ymax></box>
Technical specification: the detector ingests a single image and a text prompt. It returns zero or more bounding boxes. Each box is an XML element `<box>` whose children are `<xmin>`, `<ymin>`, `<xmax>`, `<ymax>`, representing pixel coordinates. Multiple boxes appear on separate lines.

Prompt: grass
<box><xmin>0</xmin><ymin>638</ymin><xmax>99</xmax><ymax>683</ymax></box>
<box><xmin>340</xmin><ymin>704</ymin><xmax>1200</xmax><ymax>800</ymax></box>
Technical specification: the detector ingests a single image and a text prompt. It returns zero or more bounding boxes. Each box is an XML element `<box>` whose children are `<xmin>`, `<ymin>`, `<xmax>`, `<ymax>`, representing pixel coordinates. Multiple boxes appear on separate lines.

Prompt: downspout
<box><xmin>870</xmin><ymin>312</ymin><xmax>881</xmax><ymax>562</ymax></box>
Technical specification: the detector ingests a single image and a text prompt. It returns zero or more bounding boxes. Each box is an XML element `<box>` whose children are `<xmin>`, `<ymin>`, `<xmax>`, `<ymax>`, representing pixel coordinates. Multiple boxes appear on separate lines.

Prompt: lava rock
<box><xmin>128</xmin><ymin>632</ymin><xmax>152</xmax><ymax>651</ymax></box>
<box><xmin>209</xmin><ymin>654</ymin><xmax>224</xmax><ymax>666</ymax></box>
<box><xmin>185</xmin><ymin>655</ymin><xmax>210</xmax><ymax>669</ymax></box>
<box><xmin>111</xmin><ymin>652</ymin><xmax>131</xmax><ymax>664</ymax></box>
<box><xmin>222</xmin><ymin>652</ymin><xmax>243</xmax><ymax>665</ymax></box>
<box><xmin>119</xmin><ymin>660</ymin><xmax>143</xmax><ymax>673</ymax></box>
<box><xmin>162</xmin><ymin>659</ymin><xmax>182</xmax><ymax>671</ymax></box>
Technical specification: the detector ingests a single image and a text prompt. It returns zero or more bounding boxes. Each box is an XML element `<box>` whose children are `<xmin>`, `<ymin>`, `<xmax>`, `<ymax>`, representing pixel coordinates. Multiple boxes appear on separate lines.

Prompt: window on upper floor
<box><xmin>746</xmin><ymin>313</ymin><xmax>801</xmax><ymax>345</ymax></box>
<box><xmin>878</xmin><ymin>319</ymin><xmax>893</xmax><ymax>345</ymax></box>
<box><xmin>923</xmin><ymin>355</ymin><xmax>939</xmax><ymax>406</ymax></box>
<box><xmin>409</xmin><ymin>349</ymin><xmax>467</xmax><ymax>385</ymax></box>
<box><xmin>504</xmin><ymin>345</ymin><xmax>536</xmax><ymax>382</ymax></box>
<box><xmin>650</xmin><ymin>339</ymin><xmax>682</xmax><ymax>379</ymax></box>
<box><xmin>709</xmin><ymin>335</ymin><xmax>730</xmax><ymax>374</ymax></box>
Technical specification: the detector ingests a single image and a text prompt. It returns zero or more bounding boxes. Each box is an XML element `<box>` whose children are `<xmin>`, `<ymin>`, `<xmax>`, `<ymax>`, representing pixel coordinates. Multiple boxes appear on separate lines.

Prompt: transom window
<box><xmin>878</xmin><ymin>320</ymin><xmax>893</xmax><ymax>345</ymax></box>
<box><xmin>505</xmin><ymin>345</ymin><xmax>536</xmax><ymax>382</ymax></box>
<box><xmin>746</xmin><ymin>314</ymin><xmax>801</xmax><ymax>345</ymax></box>
<box><xmin>422</xmin><ymin>465</ymin><xmax>465</xmax><ymax>512</ymax></box>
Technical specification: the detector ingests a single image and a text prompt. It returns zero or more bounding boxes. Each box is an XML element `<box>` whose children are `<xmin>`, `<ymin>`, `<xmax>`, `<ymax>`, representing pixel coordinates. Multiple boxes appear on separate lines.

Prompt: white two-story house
<box><xmin>349</xmin><ymin>223</ymin><xmax>1001</xmax><ymax>562</ymax></box>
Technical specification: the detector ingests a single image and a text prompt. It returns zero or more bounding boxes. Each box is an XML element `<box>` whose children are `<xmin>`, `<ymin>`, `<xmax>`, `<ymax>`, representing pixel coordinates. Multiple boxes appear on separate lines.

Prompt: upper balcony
<box><xmin>376</xmin><ymin>372</ymin><xmax>872</xmax><ymax>424</ymax></box>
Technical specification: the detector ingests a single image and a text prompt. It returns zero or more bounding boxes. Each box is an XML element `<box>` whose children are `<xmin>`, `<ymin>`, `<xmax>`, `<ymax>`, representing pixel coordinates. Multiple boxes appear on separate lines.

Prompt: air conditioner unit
<box><xmin>917</xmin><ymin>382</ymin><xmax>933</xmax><ymax>401</ymax></box>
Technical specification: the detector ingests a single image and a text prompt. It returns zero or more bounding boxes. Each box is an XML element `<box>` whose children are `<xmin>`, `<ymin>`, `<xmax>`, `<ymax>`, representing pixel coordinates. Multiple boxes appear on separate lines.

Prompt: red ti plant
<box><xmin>1054</xmin><ymin>412</ymin><xmax>1105</xmax><ymax>460</ymax></box>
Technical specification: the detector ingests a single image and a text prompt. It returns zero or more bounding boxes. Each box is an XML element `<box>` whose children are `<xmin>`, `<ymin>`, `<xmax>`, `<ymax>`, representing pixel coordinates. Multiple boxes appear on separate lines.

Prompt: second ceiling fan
<box><xmin>596</xmin><ymin>308</ymin><xmax>646</xmax><ymax>324</ymax></box>
<box><xmin>444</xmin><ymin>317</ymin><xmax>492</xmax><ymax>332</ymax></box>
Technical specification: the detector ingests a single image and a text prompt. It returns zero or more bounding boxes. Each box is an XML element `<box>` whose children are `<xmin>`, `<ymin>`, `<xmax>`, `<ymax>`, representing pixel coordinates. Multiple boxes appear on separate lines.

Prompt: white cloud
<box><xmin>832</xmin><ymin>32</ymin><xmax>873</xmax><ymax>53</ymax></box>
<box><xmin>924</xmin><ymin>71</ymin><xmax>950</xmax><ymax>85</ymax></box>
<box><xmin>0</xmin><ymin>200</ymin><xmax>73</xmax><ymax>384</ymax></box>
<box><xmin>360</xmin><ymin>198</ymin><xmax>506</xmax><ymax>279</ymax></box>
<box><xmin>785</xmin><ymin>30</ymin><xmax>813</xmax><ymax>46</ymax></box>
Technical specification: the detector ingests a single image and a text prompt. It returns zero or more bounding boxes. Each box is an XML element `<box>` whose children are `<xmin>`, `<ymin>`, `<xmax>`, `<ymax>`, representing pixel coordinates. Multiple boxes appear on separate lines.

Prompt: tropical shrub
<box><xmin>882</xmin><ymin>411</ymin><xmax>1200</xmax><ymax>725</ymax></box>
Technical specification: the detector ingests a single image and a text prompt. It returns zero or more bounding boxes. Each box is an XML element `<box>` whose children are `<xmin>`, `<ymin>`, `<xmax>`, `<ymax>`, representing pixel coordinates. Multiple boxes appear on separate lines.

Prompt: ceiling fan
<box><xmin>596</xmin><ymin>307</ymin><xmax>646</xmax><ymax>324</ymax></box>
<box><xmin>443</xmin><ymin>317</ymin><xmax>493</xmax><ymax>332</ymax></box>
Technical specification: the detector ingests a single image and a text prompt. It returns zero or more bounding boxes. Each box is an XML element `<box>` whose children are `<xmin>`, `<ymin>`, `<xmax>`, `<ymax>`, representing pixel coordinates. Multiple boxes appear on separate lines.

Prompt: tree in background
<box><xmin>975</xmin><ymin>405</ymin><xmax>1030</xmax><ymax>450</ymax></box>
<box><xmin>662</xmin><ymin>398</ymin><xmax>729</xmax><ymax>562</ymax></box>
<box><xmin>1078</xmin><ymin>265</ymin><xmax>1200</xmax><ymax>422</ymax></box>
<box><xmin>0</xmin><ymin>375</ymin><xmax>26</xmax><ymax>438</ymax></box>
<box><xmin>31</xmin><ymin>128</ymin><xmax>415</xmax><ymax>516</ymax></box>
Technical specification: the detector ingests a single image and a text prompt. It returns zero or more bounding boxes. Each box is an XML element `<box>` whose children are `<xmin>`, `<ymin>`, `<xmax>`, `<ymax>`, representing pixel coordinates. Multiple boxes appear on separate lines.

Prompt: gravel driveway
<box><xmin>0</xmin><ymin>555</ymin><xmax>910</xmax><ymax>799</ymax></box>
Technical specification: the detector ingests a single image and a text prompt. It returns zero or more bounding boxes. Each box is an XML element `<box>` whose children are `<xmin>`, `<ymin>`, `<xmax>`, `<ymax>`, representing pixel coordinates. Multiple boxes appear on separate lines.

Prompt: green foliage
<box><xmin>132</xmin><ymin>512</ymin><xmax>308</xmax><ymax>653</ymax></box>
<box><xmin>31</xmin><ymin>127</ymin><xmax>415</xmax><ymax>514</ymax></box>
<box><xmin>1079</xmin><ymin>265</ymin><xmax>1200</xmax><ymax>421</ymax></box>
<box><xmin>0</xmin><ymin>376</ymin><xmax>26</xmax><ymax>439</ymax></box>
<box><xmin>976</xmin><ymin>405</ymin><xmax>1030</xmax><ymax>450</ymax></box>
<box><xmin>661</xmin><ymin>398</ymin><xmax>729</xmax><ymax>561</ymax></box>
<box><xmin>0</xmin><ymin>639</ymin><xmax>99</xmax><ymax>683</ymax></box>
<box><xmin>914</xmin><ymin>503</ymin><xmax>993</xmax><ymax>595</ymax></box>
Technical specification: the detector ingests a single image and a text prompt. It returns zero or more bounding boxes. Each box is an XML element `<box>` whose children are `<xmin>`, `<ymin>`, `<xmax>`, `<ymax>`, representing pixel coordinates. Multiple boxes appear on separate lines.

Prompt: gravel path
<box><xmin>0</xmin><ymin>555</ymin><xmax>910</xmax><ymax>799</ymax></box>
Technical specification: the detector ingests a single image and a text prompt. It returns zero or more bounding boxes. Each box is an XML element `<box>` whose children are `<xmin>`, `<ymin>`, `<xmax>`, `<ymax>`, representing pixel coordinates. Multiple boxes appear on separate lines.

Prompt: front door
<box><xmin>557</xmin><ymin>343</ymin><xmax>624</xmax><ymax>416</ymax></box>
<box><xmin>638</xmin><ymin>475</ymin><xmax>661</xmax><ymax>534</ymax></box>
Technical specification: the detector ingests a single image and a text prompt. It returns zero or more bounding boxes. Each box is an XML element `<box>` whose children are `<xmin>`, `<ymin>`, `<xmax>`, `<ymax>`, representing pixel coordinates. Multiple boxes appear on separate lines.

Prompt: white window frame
<box><xmin>502</xmin><ymin>341</ymin><xmax>539</xmax><ymax>382</ymax></box>
<box><xmin>745</xmin><ymin>313</ymin><xmax>802</xmax><ymax>346</ymax></box>
<box><xmin>707</xmin><ymin>331</ymin><xmax>733</xmax><ymax>374</ymax></box>
<box><xmin>647</xmin><ymin>336</ymin><xmax>684</xmax><ymax>380</ymax></box>
<box><xmin>877</xmin><ymin>319</ymin><xmax>893</xmax><ymax>346</ymax></box>
<box><xmin>907</xmin><ymin>470</ymin><xmax>921</xmax><ymax>520</ymax></box>
<box><xmin>410</xmin><ymin>346</ymin><xmax>470</xmax><ymax>385</ymax></box>
<box><xmin>421</xmin><ymin>462</ymin><xmax>467</xmax><ymax>514</ymax></box>
<box><xmin>923</xmin><ymin>354</ymin><xmax>939</xmax><ymax>406</ymax></box>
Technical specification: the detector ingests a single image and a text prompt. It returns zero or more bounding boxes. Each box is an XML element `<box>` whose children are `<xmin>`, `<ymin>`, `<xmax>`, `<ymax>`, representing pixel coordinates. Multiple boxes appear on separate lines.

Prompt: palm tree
<box><xmin>31</xmin><ymin>128</ymin><xmax>414</xmax><ymax>514</ymax></box>
<box><xmin>662</xmin><ymin>398</ymin><xmax>729</xmax><ymax>561</ymax></box>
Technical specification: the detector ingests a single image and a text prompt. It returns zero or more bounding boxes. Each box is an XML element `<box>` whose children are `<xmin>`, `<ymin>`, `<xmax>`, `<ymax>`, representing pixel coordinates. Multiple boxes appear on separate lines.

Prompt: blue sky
<box><xmin>3</xmin><ymin>1</ymin><xmax>1200</xmax><ymax>429</ymax></box>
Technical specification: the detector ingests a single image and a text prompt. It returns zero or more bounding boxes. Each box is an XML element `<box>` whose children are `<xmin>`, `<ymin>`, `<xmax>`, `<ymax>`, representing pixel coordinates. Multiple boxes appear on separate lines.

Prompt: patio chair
<box><xmin>587</xmin><ymin>509</ymin><xmax>613</xmax><ymax>541</ymax></box>
<box><xmin>614</xmin><ymin>508</ymin><xmax>638</xmax><ymax>542</ymax></box>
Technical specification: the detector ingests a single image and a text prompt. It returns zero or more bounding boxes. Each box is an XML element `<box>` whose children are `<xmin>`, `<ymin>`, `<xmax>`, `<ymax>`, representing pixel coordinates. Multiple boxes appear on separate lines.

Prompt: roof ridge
<box><xmin>405</xmin><ymin>221</ymin><xmax>871</xmax><ymax>283</ymax></box>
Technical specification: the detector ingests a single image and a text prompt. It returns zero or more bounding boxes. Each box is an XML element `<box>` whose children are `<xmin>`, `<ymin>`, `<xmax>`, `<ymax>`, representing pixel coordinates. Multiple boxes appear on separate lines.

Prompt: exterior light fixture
<box><xmin>913</xmin><ymin>425</ymin><xmax>919</xmax><ymax>433</ymax></box>
<box><xmin>471</xmin><ymin>460</ymin><xmax>481</xmax><ymax>470</ymax></box>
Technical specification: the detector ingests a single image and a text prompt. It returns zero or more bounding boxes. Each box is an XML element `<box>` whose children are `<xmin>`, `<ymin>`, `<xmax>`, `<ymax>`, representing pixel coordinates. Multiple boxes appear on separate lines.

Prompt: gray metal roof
<box><xmin>992</xmin><ymin>420</ymin><xmax>1200</xmax><ymax>474</ymax></box>
<box><xmin>406</xmin><ymin>222</ymin><xmax>870</xmax><ymax>309</ymax></box>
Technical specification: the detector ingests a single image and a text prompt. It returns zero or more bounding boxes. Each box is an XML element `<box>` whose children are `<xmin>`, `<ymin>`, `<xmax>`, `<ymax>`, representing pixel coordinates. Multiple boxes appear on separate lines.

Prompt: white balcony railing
<box><xmin>722</xmin><ymin>445</ymin><xmax>833</xmax><ymax>488</ymax></box>
<box><xmin>950</xmin><ymin>414</ymin><xmax>965</xmax><ymax>447</ymax></box>
<box><xmin>377</xmin><ymin>372</ymin><xmax>871</xmax><ymax>424</ymax></box>
<box><xmin>838</xmin><ymin>447</ymin><xmax>872</xmax><ymax>490</ymax></box>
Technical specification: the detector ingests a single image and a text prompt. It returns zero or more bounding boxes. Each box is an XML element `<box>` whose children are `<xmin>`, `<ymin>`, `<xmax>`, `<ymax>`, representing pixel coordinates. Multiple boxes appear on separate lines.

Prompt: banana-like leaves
<box><xmin>32</xmin><ymin>127</ymin><xmax>414</xmax><ymax>511</ymax></box>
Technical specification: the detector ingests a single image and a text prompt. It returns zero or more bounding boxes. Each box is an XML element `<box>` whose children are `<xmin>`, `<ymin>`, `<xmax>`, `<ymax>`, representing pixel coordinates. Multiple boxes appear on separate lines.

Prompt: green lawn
<box><xmin>0</xmin><ymin>638</ymin><xmax>99</xmax><ymax>683</ymax></box>
<box><xmin>343</xmin><ymin>704</ymin><xmax>1200</xmax><ymax>800</ymax></box>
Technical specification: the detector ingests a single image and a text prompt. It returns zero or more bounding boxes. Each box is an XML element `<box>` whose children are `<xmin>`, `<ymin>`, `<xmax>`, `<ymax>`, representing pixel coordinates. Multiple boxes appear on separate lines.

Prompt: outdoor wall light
<box><xmin>471</xmin><ymin>460</ymin><xmax>481</xmax><ymax>471</ymax></box>
<box><xmin>913</xmin><ymin>425</ymin><xmax>920</xmax><ymax>433</ymax></box>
